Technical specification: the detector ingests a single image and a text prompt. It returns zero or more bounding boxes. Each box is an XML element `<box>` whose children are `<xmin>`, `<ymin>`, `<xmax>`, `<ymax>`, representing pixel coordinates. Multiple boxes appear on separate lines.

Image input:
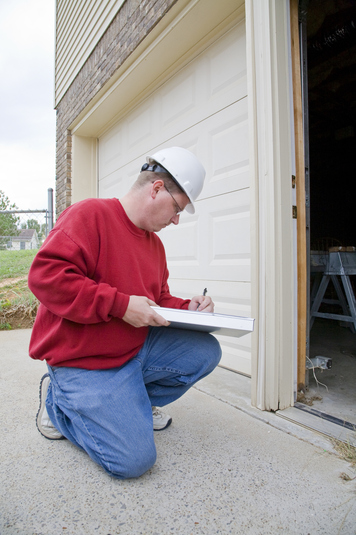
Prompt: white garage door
<box><xmin>98</xmin><ymin>22</ymin><xmax>252</xmax><ymax>376</ymax></box>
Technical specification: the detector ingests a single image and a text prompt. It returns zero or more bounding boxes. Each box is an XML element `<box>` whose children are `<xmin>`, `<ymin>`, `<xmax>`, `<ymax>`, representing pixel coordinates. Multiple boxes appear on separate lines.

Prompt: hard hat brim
<box><xmin>185</xmin><ymin>202</ymin><xmax>195</xmax><ymax>214</ymax></box>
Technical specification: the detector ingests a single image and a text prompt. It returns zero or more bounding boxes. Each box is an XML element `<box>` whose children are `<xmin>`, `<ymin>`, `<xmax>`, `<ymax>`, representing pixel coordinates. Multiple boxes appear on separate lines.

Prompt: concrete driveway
<box><xmin>1</xmin><ymin>329</ymin><xmax>355</xmax><ymax>534</ymax></box>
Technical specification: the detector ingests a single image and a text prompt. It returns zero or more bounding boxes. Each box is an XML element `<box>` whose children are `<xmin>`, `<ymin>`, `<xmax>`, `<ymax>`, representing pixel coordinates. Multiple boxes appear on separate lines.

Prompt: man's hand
<box><xmin>122</xmin><ymin>296</ymin><xmax>170</xmax><ymax>328</ymax></box>
<box><xmin>188</xmin><ymin>295</ymin><xmax>214</xmax><ymax>313</ymax></box>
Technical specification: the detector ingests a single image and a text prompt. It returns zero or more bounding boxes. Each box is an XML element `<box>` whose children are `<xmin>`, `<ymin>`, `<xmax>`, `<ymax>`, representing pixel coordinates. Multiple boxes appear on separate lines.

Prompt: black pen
<box><xmin>197</xmin><ymin>288</ymin><xmax>208</xmax><ymax>311</ymax></box>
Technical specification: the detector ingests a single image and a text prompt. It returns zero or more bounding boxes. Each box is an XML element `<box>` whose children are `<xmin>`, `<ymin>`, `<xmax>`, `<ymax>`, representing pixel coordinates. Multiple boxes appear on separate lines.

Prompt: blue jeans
<box><xmin>46</xmin><ymin>327</ymin><xmax>221</xmax><ymax>479</ymax></box>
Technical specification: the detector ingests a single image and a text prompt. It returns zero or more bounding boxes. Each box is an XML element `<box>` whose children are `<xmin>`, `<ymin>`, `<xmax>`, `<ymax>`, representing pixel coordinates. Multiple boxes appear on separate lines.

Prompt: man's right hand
<box><xmin>122</xmin><ymin>296</ymin><xmax>170</xmax><ymax>328</ymax></box>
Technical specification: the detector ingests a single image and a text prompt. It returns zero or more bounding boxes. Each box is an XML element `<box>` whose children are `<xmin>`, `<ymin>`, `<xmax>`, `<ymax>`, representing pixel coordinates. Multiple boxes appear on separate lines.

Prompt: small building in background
<box><xmin>6</xmin><ymin>229</ymin><xmax>39</xmax><ymax>251</ymax></box>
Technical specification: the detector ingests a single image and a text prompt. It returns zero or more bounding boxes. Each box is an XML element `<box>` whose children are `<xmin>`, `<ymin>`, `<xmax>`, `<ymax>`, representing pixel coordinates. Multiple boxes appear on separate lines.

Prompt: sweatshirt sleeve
<box><xmin>28</xmin><ymin>228</ymin><xmax>129</xmax><ymax>324</ymax></box>
<box><xmin>156</xmin><ymin>263</ymin><xmax>191</xmax><ymax>310</ymax></box>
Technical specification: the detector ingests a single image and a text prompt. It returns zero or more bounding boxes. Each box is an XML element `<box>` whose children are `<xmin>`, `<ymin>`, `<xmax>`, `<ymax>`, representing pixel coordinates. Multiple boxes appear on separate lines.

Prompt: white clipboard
<box><xmin>151</xmin><ymin>307</ymin><xmax>254</xmax><ymax>338</ymax></box>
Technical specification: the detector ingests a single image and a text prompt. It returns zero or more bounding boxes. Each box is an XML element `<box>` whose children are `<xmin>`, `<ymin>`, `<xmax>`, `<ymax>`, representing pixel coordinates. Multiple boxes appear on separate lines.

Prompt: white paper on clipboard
<box><xmin>151</xmin><ymin>307</ymin><xmax>254</xmax><ymax>338</ymax></box>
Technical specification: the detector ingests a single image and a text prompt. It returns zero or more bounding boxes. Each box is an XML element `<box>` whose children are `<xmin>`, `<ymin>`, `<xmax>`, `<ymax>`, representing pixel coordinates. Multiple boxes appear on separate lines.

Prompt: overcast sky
<box><xmin>0</xmin><ymin>0</ymin><xmax>56</xmax><ymax>211</ymax></box>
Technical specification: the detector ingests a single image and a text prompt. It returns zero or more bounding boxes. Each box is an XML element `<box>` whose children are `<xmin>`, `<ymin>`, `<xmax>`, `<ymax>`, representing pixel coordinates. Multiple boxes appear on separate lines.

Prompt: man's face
<box><xmin>147</xmin><ymin>182</ymin><xmax>190</xmax><ymax>232</ymax></box>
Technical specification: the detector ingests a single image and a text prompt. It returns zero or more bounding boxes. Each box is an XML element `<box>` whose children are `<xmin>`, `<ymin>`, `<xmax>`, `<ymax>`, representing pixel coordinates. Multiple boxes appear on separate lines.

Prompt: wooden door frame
<box><xmin>290</xmin><ymin>0</ymin><xmax>307</xmax><ymax>390</ymax></box>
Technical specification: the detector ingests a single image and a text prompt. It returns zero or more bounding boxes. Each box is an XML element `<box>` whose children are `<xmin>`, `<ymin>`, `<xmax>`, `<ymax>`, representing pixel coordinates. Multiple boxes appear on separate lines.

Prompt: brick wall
<box><xmin>55</xmin><ymin>0</ymin><xmax>178</xmax><ymax>217</ymax></box>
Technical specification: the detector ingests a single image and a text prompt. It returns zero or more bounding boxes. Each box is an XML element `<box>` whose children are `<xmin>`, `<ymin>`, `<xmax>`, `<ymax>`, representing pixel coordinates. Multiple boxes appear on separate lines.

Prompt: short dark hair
<box><xmin>134</xmin><ymin>159</ymin><xmax>183</xmax><ymax>196</ymax></box>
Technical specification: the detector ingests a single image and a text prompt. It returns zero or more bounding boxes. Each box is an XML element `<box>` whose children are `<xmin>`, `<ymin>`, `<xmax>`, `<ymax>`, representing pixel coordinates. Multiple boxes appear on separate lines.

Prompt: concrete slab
<box><xmin>1</xmin><ymin>329</ymin><xmax>356</xmax><ymax>535</ymax></box>
<box><xmin>309</xmin><ymin>318</ymin><xmax>356</xmax><ymax>426</ymax></box>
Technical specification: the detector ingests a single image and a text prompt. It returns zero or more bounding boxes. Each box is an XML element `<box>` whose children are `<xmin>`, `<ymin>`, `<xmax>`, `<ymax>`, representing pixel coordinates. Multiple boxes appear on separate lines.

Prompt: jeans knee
<box><xmin>101</xmin><ymin>447</ymin><xmax>157</xmax><ymax>480</ymax></box>
<box><xmin>206</xmin><ymin>334</ymin><xmax>222</xmax><ymax>370</ymax></box>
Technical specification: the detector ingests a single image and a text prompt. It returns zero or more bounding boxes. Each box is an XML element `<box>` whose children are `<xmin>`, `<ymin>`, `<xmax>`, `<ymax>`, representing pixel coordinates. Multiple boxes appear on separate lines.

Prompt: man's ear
<box><xmin>151</xmin><ymin>179</ymin><xmax>164</xmax><ymax>199</ymax></box>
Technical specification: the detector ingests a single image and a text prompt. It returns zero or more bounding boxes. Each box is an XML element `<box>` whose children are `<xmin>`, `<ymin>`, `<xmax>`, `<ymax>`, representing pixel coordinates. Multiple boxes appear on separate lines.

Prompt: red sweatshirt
<box><xmin>28</xmin><ymin>198</ymin><xmax>190</xmax><ymax>369</ymax></box>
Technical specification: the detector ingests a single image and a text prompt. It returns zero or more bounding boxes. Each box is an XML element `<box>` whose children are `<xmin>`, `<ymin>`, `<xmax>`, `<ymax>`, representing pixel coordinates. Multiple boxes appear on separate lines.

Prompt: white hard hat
<box><xmin>147</xmin><ymin>146</ymin><xmax>205</xmax><ymax>214</ymax></box>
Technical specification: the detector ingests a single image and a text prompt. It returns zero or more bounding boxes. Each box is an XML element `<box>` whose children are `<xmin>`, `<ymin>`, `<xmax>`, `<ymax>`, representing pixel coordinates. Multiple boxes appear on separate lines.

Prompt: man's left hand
<box><xmin>188</xmin><ymin>295</ymin><xmax>214</xmax><ymax>313</ymax></box>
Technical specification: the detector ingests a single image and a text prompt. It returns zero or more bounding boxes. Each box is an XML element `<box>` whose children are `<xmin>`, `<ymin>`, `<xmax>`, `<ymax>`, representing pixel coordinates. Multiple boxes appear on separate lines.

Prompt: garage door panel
<box><xmin>167</xmin><ymin>278</ymin><xmax>252</xmax><ymax>376</ymax></box>
<box><xmin>151</xmin><ymin>98</ymin><xmax>249</xmax><ymax>202</ymax></box>
<box><xmin>208</xmin><ymin>21</ymin><xmax>246</xmax><ymax>102</ymax></box>
<box><xmin>209</xmin><ymin>209</ymin><xmax>250</xmax><ymax>265</ymax></box>
<box><xmin>155</xmin><ymin>52</ymin><xmax>246</xmax><ymax>152</ymax></box>
<box><xmin>164</xmin><ymin>99</ymin><xmax>249</xmax><ymax>200</ymax></box>
<box><xmin>99</xmin><ymin>156</ymin><xmax>142</xmax><ymax>198</ymax></box>
<box><xmin>127</xmin><ymin>104</ymin><xmax>153</xmax><ymax>149</ymax></box>
<box><xmin>161</xmin><ymin>71</ymin><xmax>197</xmax><ymax>127</ymax></box>
<box><xmin>168</xmin><ymin>279</ymin><xmax>251</xmax><ymax>316</ymax></box>
<box><xmin>218</xmin><ymin>336</ymin><xmax>252</xmax><ymax>375</ymax></box>
<box><xmin>160</xmin><ymin>189</ymin><xmax>250</xmax><ymax>282</ymax></box>
<box><xmin>162</xmin><ymin>218</ymin><xmax>199</xmax><ymax>264</ymax></box>
<box><xmin>99</xmin><ymin>170</ymin><xmax>122</xmax><ymax>198</ymax></box>
<box><xmin>99</xmin><ymin>122</ymin><xmax>124</xmax><ymax>180</ymax></box>
<box><xmin>100</xmin><ymin>98</ymin><xmax>249</xmax><ymax>200</ymax></box>
<box><xmin>98</xmin><ymin>23</ymin><xmax>251</xmax><ymax>375</ymax></box>
<box><xmin>207</xmin><ymin>102</ymin><xmax>249</xmax><ymax>196</ymax></box>
<box><xmin>99</xmin><ymin>26</ymin><xmax>247</xmax><ymax>185</ymax></box>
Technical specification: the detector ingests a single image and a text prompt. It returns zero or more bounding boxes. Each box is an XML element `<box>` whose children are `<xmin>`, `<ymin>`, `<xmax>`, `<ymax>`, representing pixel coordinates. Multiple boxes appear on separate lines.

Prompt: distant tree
<box><xmin>25</xmin><ymin>218</ymin><xmax>41</xmax><ymax>234</ymax></box>
<box><xmin>40</xmin><ymin>222</ymin><xmax>47</xmax><ymax>237</ymax></box>
<box><xmin>0</xmin><ymin>190</ymin><xmax>20</xmax><ymax>246</ymax></box>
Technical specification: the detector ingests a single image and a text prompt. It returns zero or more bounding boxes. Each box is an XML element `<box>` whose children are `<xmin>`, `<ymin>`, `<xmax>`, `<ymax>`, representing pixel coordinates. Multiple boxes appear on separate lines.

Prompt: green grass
<box><xmin>0</xmin><ymin>249</ymin><xmax>39</xmax><ymax>329</ymax></box>
<box><xmin>0</xmin><ymin>249</ymin><xmax>37</xmax><ymax>280</ymax></box>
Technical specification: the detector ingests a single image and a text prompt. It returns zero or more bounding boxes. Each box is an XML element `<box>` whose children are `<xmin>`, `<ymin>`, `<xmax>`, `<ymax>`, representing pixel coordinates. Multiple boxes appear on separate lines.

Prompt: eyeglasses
<box><xmin>164</xmin><ymin>185</ymin><xmax>183</xmax><ymax>215</ymax></box>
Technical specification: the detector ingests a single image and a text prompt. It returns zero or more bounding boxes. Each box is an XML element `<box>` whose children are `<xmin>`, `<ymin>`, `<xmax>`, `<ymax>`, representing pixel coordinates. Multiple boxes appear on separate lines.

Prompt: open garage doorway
<box><xmin>300</xmin><ymin>0</ymin><xmax>356</xmax><ymax>428</ymax></box>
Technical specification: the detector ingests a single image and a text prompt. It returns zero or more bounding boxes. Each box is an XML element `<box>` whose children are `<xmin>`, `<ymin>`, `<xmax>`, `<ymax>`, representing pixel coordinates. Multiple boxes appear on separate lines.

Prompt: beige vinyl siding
<box><xmin>55</xmin><ymin>0</ymin><xmax>124</xmax><ymax>105</ymax></box>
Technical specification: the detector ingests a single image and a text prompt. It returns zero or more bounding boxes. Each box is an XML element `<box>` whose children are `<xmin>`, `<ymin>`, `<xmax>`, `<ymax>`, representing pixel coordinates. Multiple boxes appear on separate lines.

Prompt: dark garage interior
<box><xmin>301</xmin><ymin>0</ymin><xmax>356</xmax><ymax>426</ymax></box>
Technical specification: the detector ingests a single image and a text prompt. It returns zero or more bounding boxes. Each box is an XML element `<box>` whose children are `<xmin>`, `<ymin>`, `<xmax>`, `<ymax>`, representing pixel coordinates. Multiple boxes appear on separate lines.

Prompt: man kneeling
<box><xmin>29</xmin><ymin>147</ymin><xmax>221</xmax><ymax>479</ymax></box>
